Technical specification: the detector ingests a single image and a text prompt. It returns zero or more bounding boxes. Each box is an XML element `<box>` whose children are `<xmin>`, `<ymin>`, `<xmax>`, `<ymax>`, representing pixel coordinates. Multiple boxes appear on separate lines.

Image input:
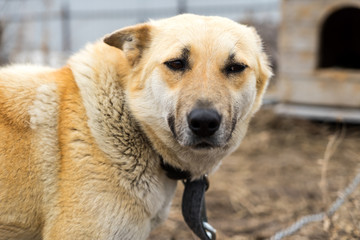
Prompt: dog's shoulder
<box><xmin>0</xmin><ymin>65</ymin><xmax>55</xmax><ymax>128</ymax></box>
<box><xmin>0</xmin><ymin>64</ymin><xmax>75</xmax><ymax>129</ymax></box>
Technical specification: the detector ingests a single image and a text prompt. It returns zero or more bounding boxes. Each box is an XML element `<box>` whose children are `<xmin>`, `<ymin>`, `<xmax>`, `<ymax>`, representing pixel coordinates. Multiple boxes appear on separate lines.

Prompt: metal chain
<box><xmin>270</xmin><ymin>171</ymin><xmax>360</xmax><ymax>240</ymax></box>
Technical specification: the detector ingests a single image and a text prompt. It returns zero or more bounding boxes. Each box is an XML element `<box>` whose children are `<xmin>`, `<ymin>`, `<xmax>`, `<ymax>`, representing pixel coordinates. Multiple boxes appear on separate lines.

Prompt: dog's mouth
<box><xmin>184</xmin><ymin>137</ymin><xmax>224</xmax><ymax>150</ymax></box>
<box><xmin>193</xmin><ymin>142</ymin><xmax>214</xmax><ymax>150</ymax></box>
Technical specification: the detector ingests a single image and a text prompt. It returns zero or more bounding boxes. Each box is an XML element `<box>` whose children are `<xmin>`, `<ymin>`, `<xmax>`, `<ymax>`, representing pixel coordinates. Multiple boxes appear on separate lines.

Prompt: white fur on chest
<box><xmin>146</xmin><ymin>172</ymin><xmax>177</xmax><ymax>229</ymax></box>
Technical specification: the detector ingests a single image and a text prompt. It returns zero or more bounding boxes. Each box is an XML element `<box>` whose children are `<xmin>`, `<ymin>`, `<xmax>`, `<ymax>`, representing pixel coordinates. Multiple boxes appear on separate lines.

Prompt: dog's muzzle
<box><xmin>167</xmin><ymin>108</ymin><xmax>225</xmax><ymax>149</ymax></box>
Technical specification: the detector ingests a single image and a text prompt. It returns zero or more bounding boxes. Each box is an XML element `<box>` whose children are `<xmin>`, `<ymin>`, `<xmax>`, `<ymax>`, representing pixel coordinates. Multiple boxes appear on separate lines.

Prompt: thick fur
<box><xmin>0</xmin><ymin>14</ymin><xmax>272</xmax><ymax>240</ymax></box>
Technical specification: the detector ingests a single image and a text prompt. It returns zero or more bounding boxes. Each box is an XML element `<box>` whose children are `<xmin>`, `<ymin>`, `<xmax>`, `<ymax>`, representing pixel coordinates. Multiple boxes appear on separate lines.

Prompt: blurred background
<box><xmin>1</xmin><ymin>0</ymin><xmax>360</xmax><ymax>239</ymax></box>
<box><xmin>0</xmin><ymin>0</ymin><xmax>279</xmax><ymax>66</ymax></box>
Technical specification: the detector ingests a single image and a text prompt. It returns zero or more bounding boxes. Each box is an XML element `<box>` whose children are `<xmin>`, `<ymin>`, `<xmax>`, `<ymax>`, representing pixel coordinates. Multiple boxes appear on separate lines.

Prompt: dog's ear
<box><xmin>247</xmin><ymin>26</ymin><xmax>273</xmax><ymax>113</ymax></box>
<box><xmin>249</xmin><ymin>26</ymin><xmax>273</xmax><ymax>97</ymax></box>
<box><xmin>256</xmin><ymin>51</ymin><xmax>273</xmax><ymax>96</ymax></box>
<box><xmin>103</xmin><ymin>23</ymin><xmax>151</xmax><ymax>66</ymax></box>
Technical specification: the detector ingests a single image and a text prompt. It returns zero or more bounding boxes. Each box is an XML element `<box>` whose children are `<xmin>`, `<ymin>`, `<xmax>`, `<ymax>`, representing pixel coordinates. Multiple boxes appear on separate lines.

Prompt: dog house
<box><xmin>276</xmin><ymin>0</ymin><xmax>360</xmax><ymax>121</ymax></box>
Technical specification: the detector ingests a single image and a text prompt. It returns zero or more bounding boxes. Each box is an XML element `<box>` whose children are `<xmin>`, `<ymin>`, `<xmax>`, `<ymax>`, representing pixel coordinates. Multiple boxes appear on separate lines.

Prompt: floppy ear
<box><xmin>256</xmin><ymin>51</ymin><xmax>273</xmax><ymax>96</ymax></box>
<box><xmin>103</xmin><ymin>23</ymin><xmax>151</xmax><ymax>66</ymax></box>
<box><xmin>247</xmin><ymin>26</ymin><xmax>273</xmax><ymax>113</ymax></box>
<box><xmin>249</xmin><ymin>26</ymin><xmax>273</xmax><ymax>97</ymax></box>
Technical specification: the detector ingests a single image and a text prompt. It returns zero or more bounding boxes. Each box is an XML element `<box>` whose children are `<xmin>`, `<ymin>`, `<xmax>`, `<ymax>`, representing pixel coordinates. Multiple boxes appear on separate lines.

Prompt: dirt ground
<box><xmin>149</xmin><ymin>108</ymin><xmax>360</xmax><ymax>240</ymax></box>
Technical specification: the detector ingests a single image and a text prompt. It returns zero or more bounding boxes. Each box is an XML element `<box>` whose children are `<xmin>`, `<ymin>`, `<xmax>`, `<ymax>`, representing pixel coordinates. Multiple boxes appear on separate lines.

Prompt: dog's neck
<box><xmin>68</xmin><ymin>42</ymin><xmax>160</xmax><ymax>184</ymax></box>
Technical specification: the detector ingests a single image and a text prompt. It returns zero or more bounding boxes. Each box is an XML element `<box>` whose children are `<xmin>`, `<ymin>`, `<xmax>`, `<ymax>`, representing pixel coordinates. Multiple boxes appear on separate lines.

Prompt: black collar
<box><xmin>160</xmin><ymin>157</ymin><xmax>191</xmax><ymax>180</ymax></box>
<box><xmin>160</xmin><ymin>156</ymin><xmax>216</xmax><ymax>240</ymax></box>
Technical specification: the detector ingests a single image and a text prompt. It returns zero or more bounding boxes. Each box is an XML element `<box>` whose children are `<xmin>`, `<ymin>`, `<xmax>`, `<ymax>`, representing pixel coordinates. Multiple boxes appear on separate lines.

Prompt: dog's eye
<box><xmin>165</xmin><ymin>59</ymin><xmax>186</xmax><ymax>71</ymax></box>
<box><xmin>225</xmin><ymin>63</ymin><xmax>247</xmax><ymax>75</ymax></box>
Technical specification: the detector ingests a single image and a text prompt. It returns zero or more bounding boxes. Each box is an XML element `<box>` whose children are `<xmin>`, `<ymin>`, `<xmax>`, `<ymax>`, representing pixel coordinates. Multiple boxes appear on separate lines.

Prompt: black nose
<box><xmin>187</xmin><ymin>109</ymin><xmax>221</xmax><ymax>137</ymax></box>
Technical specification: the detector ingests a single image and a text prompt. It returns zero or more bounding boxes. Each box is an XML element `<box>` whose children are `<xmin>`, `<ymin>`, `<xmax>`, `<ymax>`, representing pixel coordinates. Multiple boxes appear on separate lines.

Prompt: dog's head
<box><xmin>104</xmin><ymin>14</ymin><xmax>272</xmax><ymax>177</ymax></box>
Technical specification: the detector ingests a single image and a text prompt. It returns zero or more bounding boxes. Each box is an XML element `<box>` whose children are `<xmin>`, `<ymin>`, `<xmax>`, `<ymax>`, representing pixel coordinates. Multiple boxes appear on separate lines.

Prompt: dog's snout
<box><xmin>187</xmin><ymin>109</ymin><xmax>221</xmax><ymax>137</ymax></box>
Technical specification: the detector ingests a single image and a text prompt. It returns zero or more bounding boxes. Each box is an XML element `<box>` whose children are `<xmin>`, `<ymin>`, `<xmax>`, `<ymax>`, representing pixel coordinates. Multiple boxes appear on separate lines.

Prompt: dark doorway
<box><xmin>318</xmin><ymin>7</ymin><xmax>360</xmax><ymax>69</ymax></box>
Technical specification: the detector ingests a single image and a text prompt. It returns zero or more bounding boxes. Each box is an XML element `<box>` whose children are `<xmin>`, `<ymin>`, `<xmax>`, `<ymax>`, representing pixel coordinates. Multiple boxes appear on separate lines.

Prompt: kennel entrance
<box><xmin>277</xmin><ymin>1</ymin><xmax>360</xmax><ymax>122</ymax></box>
<box><xmin>318</xmin><ymin>7</ymin><xmax>360</xmax><ymax>70</ymax></box>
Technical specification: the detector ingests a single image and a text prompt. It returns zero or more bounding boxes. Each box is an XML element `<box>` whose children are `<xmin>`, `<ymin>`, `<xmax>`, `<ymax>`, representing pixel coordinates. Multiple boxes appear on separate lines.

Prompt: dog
<box><xmin>0</xmin><ymin>14</ymin><xmax>272</xmax><ymax>239</ymax></box>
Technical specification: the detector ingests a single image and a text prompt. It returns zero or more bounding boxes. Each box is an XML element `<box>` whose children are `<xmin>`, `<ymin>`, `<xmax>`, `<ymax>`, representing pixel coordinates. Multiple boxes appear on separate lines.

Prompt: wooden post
<box><xmin>61</xmin><ymin>1</ymin><xmax>71</xmax><ymax>52</ymax></box>
<box><xmin>177</xmin><ymin>0</ymin><xmax>187</xmax><ymax>14</ymax></box>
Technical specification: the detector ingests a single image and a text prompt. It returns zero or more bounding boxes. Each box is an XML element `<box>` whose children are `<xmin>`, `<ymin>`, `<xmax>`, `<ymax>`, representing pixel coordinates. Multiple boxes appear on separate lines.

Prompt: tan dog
<box><xmin>0</xmin><ymin>14</ymin><xmax>272</xmax><ymax>239</ymax></box>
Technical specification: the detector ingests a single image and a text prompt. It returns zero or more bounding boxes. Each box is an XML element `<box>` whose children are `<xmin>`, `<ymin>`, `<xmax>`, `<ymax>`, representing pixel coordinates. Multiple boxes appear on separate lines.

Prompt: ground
<box><xmin>149</xmin><ymin>108</ymin><xmax>360</xmax><ymax>240</ymax></box>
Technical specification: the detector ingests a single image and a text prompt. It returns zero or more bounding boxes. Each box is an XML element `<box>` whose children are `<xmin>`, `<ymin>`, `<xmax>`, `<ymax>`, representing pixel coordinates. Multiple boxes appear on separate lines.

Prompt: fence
<box><xmin>0</xmin><ymin>0</ymin><xmax>279</xmax><ymax>66</ymax></box>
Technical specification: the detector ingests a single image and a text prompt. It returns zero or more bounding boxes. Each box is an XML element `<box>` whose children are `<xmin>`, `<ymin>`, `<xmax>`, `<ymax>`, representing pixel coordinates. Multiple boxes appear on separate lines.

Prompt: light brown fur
<box><xmin>0</xmin><ymin>14</ymin><xmax>271</xmax><ymax>239</ymax></box>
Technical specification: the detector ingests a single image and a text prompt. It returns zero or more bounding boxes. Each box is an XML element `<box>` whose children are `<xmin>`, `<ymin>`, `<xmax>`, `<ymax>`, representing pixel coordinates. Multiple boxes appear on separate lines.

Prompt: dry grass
<box><xmin>319</xmin><ymin>129</ymin><xmax>344</xmax><ymax>208</ymax></box>
<box><xmin>149</xmin><ymin>108</ymin><xmax>360</xmax><ymax>240</ymax></box>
